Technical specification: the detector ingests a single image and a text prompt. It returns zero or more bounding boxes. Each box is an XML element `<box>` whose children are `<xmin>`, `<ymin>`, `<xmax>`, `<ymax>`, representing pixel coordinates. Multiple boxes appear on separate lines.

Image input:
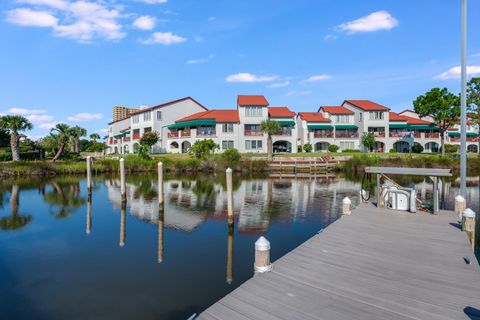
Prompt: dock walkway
<box><xmin>198</xmin><ymin>203</ymin><xmax>480</xmax><ymax>320</ymax></box>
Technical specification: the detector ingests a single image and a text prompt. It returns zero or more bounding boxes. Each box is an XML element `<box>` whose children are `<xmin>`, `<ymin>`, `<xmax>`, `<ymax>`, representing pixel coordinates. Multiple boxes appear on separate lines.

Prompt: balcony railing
<box><xmin>336</xmin><ymin>131</ymin><xmax>359</xmax><ymax>138</ymax></box>
<box><xmin>132</xmin><ymin>133</ymin><xmax>140</xmax><ymax>140</ymax></box>
<box><xmin>244</xmin><ymin>130</ymin><xmax>263</xmax><ymax>136</ymax></box>
<box><xmin>369</xmin><ymin>131</ymin><xmax>385</xmax><ymax>138</ymax></box>
<box><xmin>389</xmin><ymin>132</ymin><xmax>403</xmax><ymax>138</ymax></box>
<box><xmin>425</xmin><ymin>132</ymin><xmax>440</xmax><ymax>138</ymax></box>
<box><xmin>274</xmin><ymin>130</ymin><xmax>292</xmax><ymax>136</ymax></box>
<box><xmin>313</xmin><ymin>132</ymin><xmax>334</xmax><ymax>138</ymax></box>
<box><xmin>413</xmin><ymin>132</ymin><xmax>421</xmax><ymax>138</ymax></box>
<box><xmin>123</xmin><ymin>137</ymin><xmax>130</xmax><ymax>142</ymax></box>
<box><xmin>181</xmin><ymin>131</ymin><xmax>191</xmax><ymax>137</ymax></box>
<box><xmin>168</xmin><ymin>132</ymin><xmax>178</xmax><ymax>138</ymax></box>
<box><xmin>449</xmin><ymin>137</ymin><xmax>479</xmax><ymax>142</ymax></box>
<box><xmin>198</xmin><ymin>130</ymin><xmax>216</xmax><ymax>137</ymax></box>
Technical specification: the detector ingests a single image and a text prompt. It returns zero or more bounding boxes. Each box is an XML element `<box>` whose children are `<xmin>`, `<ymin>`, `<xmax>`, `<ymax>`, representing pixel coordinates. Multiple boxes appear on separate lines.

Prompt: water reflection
<box><xmin>0</xmin><ymin>184</ymin><xmax>32</xmax><ymax>230</ymax></box>
<box><xmin>44</xmin><ymin>181</ymin><xmax>87</xmax><ymax>219</ymax></box>
<box><xmin>158</xmin><ymin>201</ymin><xmax>164</xmax><ymax>263</ymax></box>
<box><xmin>120</xmin><ymin>202</ymin><xmax>126</xmax><ymax>247</ymax></box>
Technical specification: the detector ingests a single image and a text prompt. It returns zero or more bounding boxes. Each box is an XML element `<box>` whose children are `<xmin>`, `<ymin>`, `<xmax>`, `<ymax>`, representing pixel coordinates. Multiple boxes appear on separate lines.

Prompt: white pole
<box><xmin>226</xmin><ymin>168</ymin><xmax>233</xmax><ymax>224</ymax></box>
<box><xmin>86</xmin><ymin>156</ymin><xmax>92</xmax><ymax>193</ymax></box>
<box><xmin>460</xmin><ymin>0</ymin><xmax>467</xmax><ymax>197</ymax></box>
<box><xmin>158</xmin><ymin>162</ymin><xmax>164</xmax><ymax>204</ymax></box>
<box><xmin>120</xmin><ymin>158</ymin><xmax>126</xmax><ymax>203</ymax></box>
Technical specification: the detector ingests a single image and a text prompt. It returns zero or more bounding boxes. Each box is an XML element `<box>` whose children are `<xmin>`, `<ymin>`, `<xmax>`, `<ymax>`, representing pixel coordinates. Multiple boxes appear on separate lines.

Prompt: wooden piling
<box><xmin>158</xmin><ymin>162</ymin><xmax>164</xmax><ymax>205</ymax></box>
<box><xmin>254</xmin><ymin>236</ymin><xmax>272</xmax><ymax>273</ymax></box>
<box><xmin>455</xmin><ymin>195</ymin><xmax>466</xmax><ymax>222</ymax></box>
<box><xmin>86</xmin><ymin>156</ymin><xmax>92</xmax><ymax>193</ymax></box>
<box><xmin>120</xmin><ymin>158</ymin><xmax>126</xmax><ymax>203</ymax></box>
<box><xmin>462</xmin><ymin>208</ymin><xmax>476</xmax><ymax>248</ymax></box>
<box><xmin>342</xmin><ymin>197</ymin><xmax>351</xmax><ymax>215</ymax></box>
<box><xmin>226</xmin><ymin>168</ymin><xmax>233</xmax><ymax>224</ymax></box>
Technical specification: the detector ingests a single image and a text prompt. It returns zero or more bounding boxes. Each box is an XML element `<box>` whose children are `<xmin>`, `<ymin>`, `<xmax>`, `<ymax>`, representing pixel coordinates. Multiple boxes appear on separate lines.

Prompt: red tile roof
<box><xmin>237</xmin><ymin>95</ymin><xmax>269</xmax><ymax>106</ymax></box>
<box><xmin>320</xmin><ymin>106</ymin><xmax>354</xmax><ymax>115</ymax></box>
<box><xmin>268</xmin><ymin>107</ymin><xmax>295</xmax><ymax>118</ymax></box>
<box><xmin>176</xmin><ymin>110</ymin><xmax>239</xmax><ymax>123</ymax></box>
<box><xmin>404</xmin><ymin>116</ymin><xmax>432</xmax><ymax>125</ymax></box>
<box><xmin>298</xmin><ymin>112</ymin><xmax>331</xmax><ymax>122</ymax></box>
<box><xmin>399</xmin><ymin>109</ymin><xmax>416</xmax><ymax>115</ymax></box>
<box><xmin>389</xmin><ymin>112</ymin><xmax>409</xmax><ymax>121</ymax></box>
<box><xmin>344</xmin><ymin>100</ymin><xmax>390</xmax><ymax>111</ymax></box>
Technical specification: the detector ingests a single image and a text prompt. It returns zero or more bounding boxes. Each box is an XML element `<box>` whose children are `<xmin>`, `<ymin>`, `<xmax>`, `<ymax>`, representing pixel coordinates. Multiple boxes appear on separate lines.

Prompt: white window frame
<box><xmin>144</xmin><ymin>112</ymin><xmax>151</xmax><ymax>121</ymax></box>
<box><xmin>245</xmin><ymin>106</ymin><xmax>263</xmax><ymax>117</ymax></box>
<box><xmin>156</xmin><ymin>111</ymin><xmax>162</xmax><ymax>121</ymax></box>
<box><xmin>132</xmin><ymin>115</ymin><xmax>140</xmax><ymax>124</ymax></box>
<box><xmin>222</xmin><ymin>123</ymin><xmax>234</xmax><ymax>133</ymax></box>
<box><xmin>222</xmin><ymin>140</ymin><xmax>234</xmax><ymax>150</ymax></box>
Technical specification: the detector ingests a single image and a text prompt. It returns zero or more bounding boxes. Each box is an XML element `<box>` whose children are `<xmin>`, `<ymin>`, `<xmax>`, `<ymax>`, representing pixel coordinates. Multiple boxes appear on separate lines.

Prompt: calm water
<box><xmin>0</xmin><ymin>174</ymin><xmax>478</xmax><ymax>320</ymax></box>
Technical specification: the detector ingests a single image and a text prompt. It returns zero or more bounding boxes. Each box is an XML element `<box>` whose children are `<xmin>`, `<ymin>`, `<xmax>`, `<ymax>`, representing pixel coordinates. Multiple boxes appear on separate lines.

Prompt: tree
<box><xmin>189</xmin><ymin>139</ymin><xmax>219</xmax><ymax>159</ymax></box>
<box><xmin>303</xmin><ymin>143</ymin><xmax>312</xmax><ymax>152</ymax></box>
<box><xmin>260</xmin><ymin>120</ymin><xmax>281</xmax><ymax>160</ymax></box>
<box><xmin>139</xmin><ymin>131</ymin><xmax>159</xmax><ymax>149</ymax></box>
<box><xmin>466</xmin><ymin>77</ymin><xmax>480</xmax><ymax>154</ymax></box>
<box><xmin>411</xmin><ymin>144</ymin><xmax>424</xmax><ymax>153</ymax></box>
<box><xmin>40</xmin><ymin>134</ymin><xmax>60</xmax><ymax>156</ymax></box>
<box><xmin>89</xmin><ymin>133</ymin><xmax>100</xmax><ymax>143</ymax></box>
<box><xmin>0</xmin><ymin>184</ymin><xmax>32</xmax><ymax>231</ymax></box>
<box><xmin>50</xmin><ymin>123</ymin><xmax>71</xmax><ymax>162</ymax></box>
<box><xmin>0</xmin><ymin>128</ymin><xmax>9</xmax><ymax>148</ymax></box>
<box><xmin>413</xmin><ymin>87</ymin><xmax>460</xmax><ymax>156</ymax></box>
<box><xmin>68</xmin><ymin>125</ymin><xmax>87</xmax><ymax>152</ymax></box>
<box><xmin>361</xmin><ymin>132</ymin><xmax>376</xmax><ymax>152</ymax></box>
<box><xmin>0</xmin><ymin>115</ymin><xmax>33</xmax><ymax>161</ymax></box>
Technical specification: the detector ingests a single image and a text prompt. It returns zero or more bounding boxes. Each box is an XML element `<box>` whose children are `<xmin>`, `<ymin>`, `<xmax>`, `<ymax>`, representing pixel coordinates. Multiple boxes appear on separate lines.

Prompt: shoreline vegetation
<box><xmin>0</xmin><ymin>152</ymin><xmax>478</xmax><ymax>178</ymax></box>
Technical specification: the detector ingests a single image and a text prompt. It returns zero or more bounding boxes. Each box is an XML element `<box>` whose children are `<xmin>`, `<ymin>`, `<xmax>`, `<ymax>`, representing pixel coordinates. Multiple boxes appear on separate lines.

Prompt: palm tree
<box><xmin>89</xmin><ymin>133</ymin><xmax>100</xmax><ymax>144</ymax></box>
<box><xmin>69</xmin><ymin>125</ymin><xmax>87</xmax><ymax>152</ymax></box>
<box><xmin>0</xmin><ymin>115</ymin><xmax>33</xmax><ymax>161</ymax></box>
<box><xmin>260</xmin><ymin>119</ymin><xmax>281</xmax><ymax>160</ymax></box>
<box><xmin>50</xmin><ymin>123</ymin><xmax>71</xmax><ymax>162</ymax></box>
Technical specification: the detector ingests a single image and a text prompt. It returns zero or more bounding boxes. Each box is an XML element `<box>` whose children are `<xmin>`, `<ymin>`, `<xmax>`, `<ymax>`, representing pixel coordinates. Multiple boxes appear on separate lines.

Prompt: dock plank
<box><xmin>198</xmin><ymin>203</ymin><xmax>480</xmax><ymax>320</ymax></box>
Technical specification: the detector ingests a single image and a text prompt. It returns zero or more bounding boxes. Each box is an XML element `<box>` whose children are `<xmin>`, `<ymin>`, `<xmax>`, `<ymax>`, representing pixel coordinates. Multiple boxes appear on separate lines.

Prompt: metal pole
<box><xmin>460</xmin><ymin>0</ymin><xmax>467</xmax><ymax>197</ymax></box>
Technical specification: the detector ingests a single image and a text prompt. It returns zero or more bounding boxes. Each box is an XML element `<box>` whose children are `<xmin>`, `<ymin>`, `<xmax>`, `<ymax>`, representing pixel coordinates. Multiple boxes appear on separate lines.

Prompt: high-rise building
<box><xmin>112</xmin><ymin>106</ymin><xmax>139</xmax><ymax>122</ymax></box>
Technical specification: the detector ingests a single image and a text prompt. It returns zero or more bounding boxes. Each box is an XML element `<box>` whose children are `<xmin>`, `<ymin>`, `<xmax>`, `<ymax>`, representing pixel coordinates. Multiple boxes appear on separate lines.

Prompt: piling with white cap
<box><xmin>254</xmin><ymin>236</ymin><xmax>272</xmax><ymax>273</ymax></box>
<box><xmin>455</xmin><ymin>195</ymin><xmax>466</xmax><ymax>222</ymax></box>
<box><xmin>86</xmin><ymin>156</ymin><xmax>92</xmax><ymax>193</ymax></box>
<box><xmin>158</xmin><ymin>162</ymin><xmax>164</xmax><ymax>205</ymax></box>
<box><xmin>120</xmin><ymin>158</ymin><xmax>126</xmax><ymax>203</ymax></box>
<box><xmin>462</xmin><ymin>208</ymin><xmax>476</xmax><ymax>232</ymax></box>
<box><xmin>359</xmin><ymin>190</ymin><xmax>368</xmax><ymax>203</ymax></box>
<box><xmin>342</xmin><ymin>197</ymin><xmax>351</xmax><ymax>215</ymax></box>
<box><xmin>226</xmin><ymin>168</ymin><xmax>233</xmax><ymax>224</ymax></box>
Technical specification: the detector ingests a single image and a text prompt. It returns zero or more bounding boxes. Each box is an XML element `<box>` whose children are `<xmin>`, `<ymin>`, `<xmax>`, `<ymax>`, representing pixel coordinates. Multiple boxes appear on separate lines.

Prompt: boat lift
<box><xmin>364</xmin><ymin>167</ymin><xmax>453</xmax><ymax>213</ymax></box>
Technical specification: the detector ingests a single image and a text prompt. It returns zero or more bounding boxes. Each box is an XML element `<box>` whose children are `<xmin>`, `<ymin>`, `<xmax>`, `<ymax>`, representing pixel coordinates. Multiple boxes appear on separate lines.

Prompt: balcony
<box><xmin>123</xmin><ymin>137</ymin><xmax>130</xmax><ymax>142</ymax></box>
<box><xmin>198</xmin><ymin>130</ymin><xmax>216</xmax><ymax>137</ymax></box>
<box><xmin>274</xmin><ymin>130</ymin><xmax>292</xmax><ymax>136</ymax></box>
<box><xmin>449</xmin><ymin>137</ymin><xmax>479</xmax><ymax>142</ymax></box>
<box><xmin>413</xmin><ymin>132</ymin><xmax>421</xmax><ymax>138</ymax></box>
<box><xmin>369</xmin><ymin>131</ymin><xmax>385</xmax><ymax>138</ymax></box>
<box><xmin>425</xmin><ymin>132</ymin><xmax>440</xmax><ymax>138</ymax></box>
<box><xmin>181</xmin><ymin>130</ymin><xmax>191</xmax><ymax>137</ymax></box>
<box><xmin>168</xmin><ymin>132</ymin><xmax>178</xmax><ymax>138</ymax></box>
<box><xmin>245</xmin><ymin>130</ymin><xmax>263</xmax><ymax>136</ymax></box>
<box><xmin>389</xmin><ymin>132</ymin><xmax>403</xmax><ymax>138</ymax></box>
<box><xmin>313</xmin><ymin>131</ymin><xmax>334</xmax><ymax>138</ymax></box>
<box><xmin>132</xmin><ymin>133</ymin><xmax>140</xmax><ymax>140</ymax></box>
<box><xmin>336</xmin><ymin>131</ymin><xmax>359</xmax><ymax>138</ymax></box>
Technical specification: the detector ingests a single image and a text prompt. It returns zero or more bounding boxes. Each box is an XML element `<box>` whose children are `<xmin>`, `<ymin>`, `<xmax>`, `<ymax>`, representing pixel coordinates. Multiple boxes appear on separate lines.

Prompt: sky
<box><xmin>1</xmin><ymin>0</ymin><xmax>480</xmax><ymax>139</ymax></box>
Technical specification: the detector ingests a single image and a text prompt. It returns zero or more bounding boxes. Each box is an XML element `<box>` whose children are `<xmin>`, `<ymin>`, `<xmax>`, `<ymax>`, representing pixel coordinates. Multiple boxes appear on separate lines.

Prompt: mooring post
<box><xmin>455</xmin><ymin>195</ymin><xmax>466</xmax><ymax>222</ymax></box>
<box><xmin>432</xmin><ymin>176</ymin><xmax>439</xmax><ymax>213</ymax></box>
<box><xmin>376</xmin><ymin>174</ymin><xmax>382</xmax><ymax>207</ymax></box>
<box><xmin>342</xmin><ymin>197</ymin><xmax>351</xmax><ymax>215</ymax></box>
<box><xmin>462</xmin><ymin>208</ymin><xmax>476</xmax><ymax>248</ymax></box>
<box><xmin>226</xmin><ymin>223</ymin><xmax>234</xmax><ymax>284</ymax></box>
<box><xmin>158</xmin><ymin>162</ymin><xmax>164</xmax><ymax>205</ymax></box>
<box><xmin>226</xmin><ymin>168</ymin><xmax>233</xmax><ymax>224</ymax></box>
<box><xmin>254</xmin><ymin>236</ymin><xmax>272</xmax><ymax>273</ymax></box>
<box><xmin>86</xmin><ymin>156</ymin><xmax>92</xmax><ymax>193</ymax></box>
<box><xmin>157</xmin><ymin>202</ymin><xmax>164</xmax><ymax>263</ymax></box>
<box><xmin>120</xmin><ymin>158</ymin><xmax>126</xmax><ymax>203</ymax></box>
<box><xmin>86</xmin><ymin>192</ymin><xmax>92</xmax><ymax>235</ymax></box>
<box><xmin>120</xmin><ymin>202</ymin><xmax>126</xmax><ymax>247</ymax></box>
<box><xmin>359</xmin><ymin>189</ymin><xmax>368</xmax><ymax>203</ymax></box>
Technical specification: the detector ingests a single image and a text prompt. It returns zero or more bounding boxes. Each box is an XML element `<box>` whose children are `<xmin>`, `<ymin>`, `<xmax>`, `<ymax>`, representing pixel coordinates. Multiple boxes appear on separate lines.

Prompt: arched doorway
<box><xmin>273</xmin><ymin>141</ymin><xmax>292</xmax><ymax>153</ymax></box>
<box><xmin>114</xmin><ymin>146</ymin><xmax>118</xmax><ymax>154</ymax></box>
<box><xmin>467</xmin><ymin>144</ymin><xmax>478</xmax><ymax>153</ymax></box>
<box><xmin>314</xmin><ymin>142</ymin><xmax>329</xmax><ymax>152</ymax></box>
<box><xmin>170</xmin><ymin>142</ymin><xmax>179</xmax><ymax>153</ymax></box>
<box><xmin>425</xmin><ymin>142</ymin><xmax>439</xmax><ymax>153</ymax></box>
<box><xmin>133</xmin><ymin>143</ymin><xmax>140</xmax><ymax>153</ymax></box>
<box><xmin>124</xmin><ymin>145</ymin><xmax>129</xmax><ymax>154</ymax></box>
<box><xmin>374</xmin><ymin>141</ymin><xmax>384</xmax><ymax>152</ymax></box>
<box><xmin>393</xmin><ymin>141</ymin><xmax>410</xmax><ymax>153</ymax></box>
<box><xmin>181</xmin><ymin>141</ymin><xmax>191</xmax><ymax>154</ymax></box>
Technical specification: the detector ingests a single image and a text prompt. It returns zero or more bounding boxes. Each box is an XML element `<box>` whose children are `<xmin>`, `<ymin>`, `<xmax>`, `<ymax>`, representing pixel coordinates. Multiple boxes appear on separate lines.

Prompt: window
<box><xmin>222</xmin><ymin>123</ymin><xmax>234</xmax><ymax>133</ymax></box>
<box><xmin>222</xmin><ymin>141</ymin><xmax>234</xmax><ymax>150</ymax></box>
<box><xmin>340</xmin><ymin>141</ymin><xmax>355</xmax><ymax>150</ymax></box>
<box><xmin>132</xmin><ymin>114</ymin><xmax>140</xmax><ymax>124</ymax></box>
<box><xmin>245</xmin><ymin>124</ymin><xmax>260</xmax><ymax>131</ymax></box>
<box><xmin>144</xmin><ymin>112</ymin><xmax>151</xmax><ymax>121</ymax></box>
<box><xmin>156</xmin><ymin>111</ymin><xmax>162</xmax><ymax>121</ymax></box>
<box><xmin>335</xmin><ymin>115</ymin><xmax>350</xmax><ymax>123</ymax></box>
<box><xmin>245</xmin><ymin>140</ymin><xmax>263</xmax><ymax>150</ymax></box>
<box><xmin>369</xmin><ymin>111</ymin><xmax>384</xmax><ymax>120</ymax></box>
<box><xmin>359</xmin><ymin>113</ymin><xmax>363</xmax><ymax>122</ymax></box>
<box><xmin>245</xmin><ymin>106</ymin><xmax>263</xmax><ymax>117</ymax></box>
<box><xmin>144</xmin><ymin>127</ymin><xmax>152</xmax><ymax>133</ymax></box>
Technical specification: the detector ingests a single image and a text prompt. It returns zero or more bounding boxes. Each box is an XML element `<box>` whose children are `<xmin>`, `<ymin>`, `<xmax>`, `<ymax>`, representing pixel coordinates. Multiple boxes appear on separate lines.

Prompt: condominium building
<box><xmin>106</xmin><ymin>95</ymin><xmax>479</xmax><ymax>155</ymax></box>
<box><xmin>112</xmin><ymin>106</ymin><xmax>139</xmax><ymax>122</ymax></box>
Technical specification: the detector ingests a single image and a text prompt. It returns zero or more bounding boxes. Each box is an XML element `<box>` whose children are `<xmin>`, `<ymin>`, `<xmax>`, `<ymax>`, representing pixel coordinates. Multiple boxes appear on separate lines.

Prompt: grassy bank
<box><xmin>0</xmin><ymin>154</ymin><xmax>269</xmax><ymax>177</ymax></box>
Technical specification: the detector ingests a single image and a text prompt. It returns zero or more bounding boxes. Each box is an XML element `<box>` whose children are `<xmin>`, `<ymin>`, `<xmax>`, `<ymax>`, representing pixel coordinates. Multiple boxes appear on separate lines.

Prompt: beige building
<box><xmin>112</xmin><ymin>106</ymin><xmax>139</xmax><ymax>122</ymax></box>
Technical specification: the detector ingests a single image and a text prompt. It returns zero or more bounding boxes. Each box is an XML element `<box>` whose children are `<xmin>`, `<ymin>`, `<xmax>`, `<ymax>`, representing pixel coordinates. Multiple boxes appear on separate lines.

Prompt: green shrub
<box><xmin>341</xmin><ymin>149</ymin><xmax>361</xmax><ymax>153</ymax></box>
<box><xmin>303</xmin><ymin>143</ymin><xmax>312</xmax><ymax>153</ymax></box>
<box><xmin>221</xmin><ymin>148</ymin><xmax>241</xmax><ymax>166</ymax></box>
<box><xmin>389</xmin><ymin>148</ymin><xmax>397</xmax><ymax>153</ymax></box>
<box><xmin>411</xmin><ymin>144</ymin><xmax>424</xmax><ymax>153</ymax></box>
<box><xmin>328</xmin><ymin>144</ymin><xmax>339</xmax><ymax>152</ymax></box>
<box><xmin>60</xmin><ymin>151</ymin><xmax>81</xmax><ymax>161</ymax></box>
<box><xmin>443</xmin><ymin>144</ymin><xmax>458</xmax><ymax>153</ymax></box>
<box><xmin>297</xmin><ymin>145</ymin><xmax>302</xmax><ymax>153</ymax></box>
<box><xmin>189</xmin><ymin>139</ymin><xmax>219</xmax><ymax>159</ymax></box>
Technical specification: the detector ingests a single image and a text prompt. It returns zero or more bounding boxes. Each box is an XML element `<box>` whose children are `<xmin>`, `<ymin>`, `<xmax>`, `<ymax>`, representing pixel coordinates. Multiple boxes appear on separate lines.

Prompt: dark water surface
<box><xmin>0</xmin><ymin>174</ymin><xmax>478</xmax><ymax>320</ymax></box>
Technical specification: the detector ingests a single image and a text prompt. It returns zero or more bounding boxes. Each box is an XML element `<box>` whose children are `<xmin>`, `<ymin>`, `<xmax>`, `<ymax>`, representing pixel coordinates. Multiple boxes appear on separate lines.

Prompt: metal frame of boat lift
<box><xmin>364</xmin><ymin>167</ymin><xmax>453</xmax><ymax>213</ymax></box>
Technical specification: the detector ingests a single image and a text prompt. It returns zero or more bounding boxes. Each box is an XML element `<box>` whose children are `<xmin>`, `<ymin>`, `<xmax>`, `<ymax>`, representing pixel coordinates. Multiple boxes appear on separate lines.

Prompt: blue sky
<box><xmin>1</xmin><ymin>0</ymin><xmax>479</xmax><ymax>139</ymax></box>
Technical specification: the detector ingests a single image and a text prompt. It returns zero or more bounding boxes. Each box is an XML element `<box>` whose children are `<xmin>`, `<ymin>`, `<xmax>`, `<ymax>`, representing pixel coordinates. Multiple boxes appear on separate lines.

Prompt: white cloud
<box><xmin>267</xmin><ymin>81</ymin><xmax>290</xmax><ymax>88</ymax></box>
<box><xmin>39</xmin><ymin>122</ymin><xmax>57</xmax><ymax>129</ymax></box>
<box><xmin>434</xmin><ymin>65</ymin><xmax>480</xmax><ymax>80</ymax></box>
<box><xmin>140</xmin><ymin>31</ymin><xmax>187</xmax><ymax>45</ymax></box>
<box><xmin>132</xmin><ymin>15</ymin><xmax>156</xmax><ymax>30</ymax></box>
<box><xmin>16</xmin><ymin>0</ymin><xmax>68</xmax><ymax>9</ymax></box>
<box><xmin>186</xmin><ymin>54</ymin><xmax>215</xmax><ymax>64</ymax></box>
<box><xmin>305</xmin><ymin>74</ymin><xmax>332</xmax><ymax>82</ymax></box>
<box><xmin>136</xmin><ymin>0</ymin><xmax>167</xmax><ymax>3</ymax></box>
<box><xmin>285</xmin><ymin>90</ymin><xmax>311</xmax><ymax>97</ymax></box>
<box><xmin>97</xmin><ymin>128</ymin><xmax>109</xmax><ymax>133</ymax></box>
<box><xmin>339</xmin><ymin>10</ymin><xmax>398</xmax><ymax>34</ymax></box>
<box><xmin>5</xmin><ymin>8</ymin><xmax>58</xmax><ymax>27</ymax></box>
<box><xmin>27</xmin><ymin>114</ymin><xmax>54</xmax><ymax>123</ymax></box>
<box><xmin>67</xmin><ymin>112</ymin><xmax>104</xmax><ymax>121</ymax></box>
<box><xmin>7</xmin><ymin>107</ymin><xmax>46</xmax><ymax>115</ymax></box>
<box><xmin>324</xmin><ymin>34</ymin><xmax>337</xmax><ymax>41</ymax></box>
<box><xmin>226</xmin><ymin>73</ymin><xmax>278</xmax><ymax>83</ymax></box>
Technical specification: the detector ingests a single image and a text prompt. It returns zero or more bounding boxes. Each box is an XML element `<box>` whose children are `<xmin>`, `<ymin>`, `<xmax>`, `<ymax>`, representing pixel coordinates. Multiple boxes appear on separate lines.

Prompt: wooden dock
<box><xmin>198</xmin><ymin>203</ymin><xmax>480</xmax><ymax>320</ymax></box>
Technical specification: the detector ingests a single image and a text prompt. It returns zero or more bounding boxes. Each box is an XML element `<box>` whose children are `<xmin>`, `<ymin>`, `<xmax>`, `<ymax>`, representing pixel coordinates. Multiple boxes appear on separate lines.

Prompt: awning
<box><xmin>389</xmin><ymin>124</ymin><xmax>409</xmax><ymax>129</ymax></box>
<box><xmin>277</xmin><ymin>120</ymin><xmax>295</xmax><ymax>126</ymax></box>
<box><xmin>114</xmin><ymin>132</ymin><xmax>127</xmax><ymax>138</ymax></box>
<box><xmin>335</xmin><ymin>125</ymin><xmax>358</xmax><ymax>130</ymax></box>
<box><xmin>449</xmin><ymin>131</ymin><xmax>479</xmax><ymax>137</ymax></box>
<box><xmin>410</xmin><ymin>125</ymin><xmax>439</xmax><ymax>131</ymax></box>
<box><xmin>307</xmin><ymin>125</ymin><xmax>333</xmax><ymax>130</ymax></box>
<box><xmin>168</xmin><ymin>119</ymin><xmax>216</xmax><ymax>129</ymax></box>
